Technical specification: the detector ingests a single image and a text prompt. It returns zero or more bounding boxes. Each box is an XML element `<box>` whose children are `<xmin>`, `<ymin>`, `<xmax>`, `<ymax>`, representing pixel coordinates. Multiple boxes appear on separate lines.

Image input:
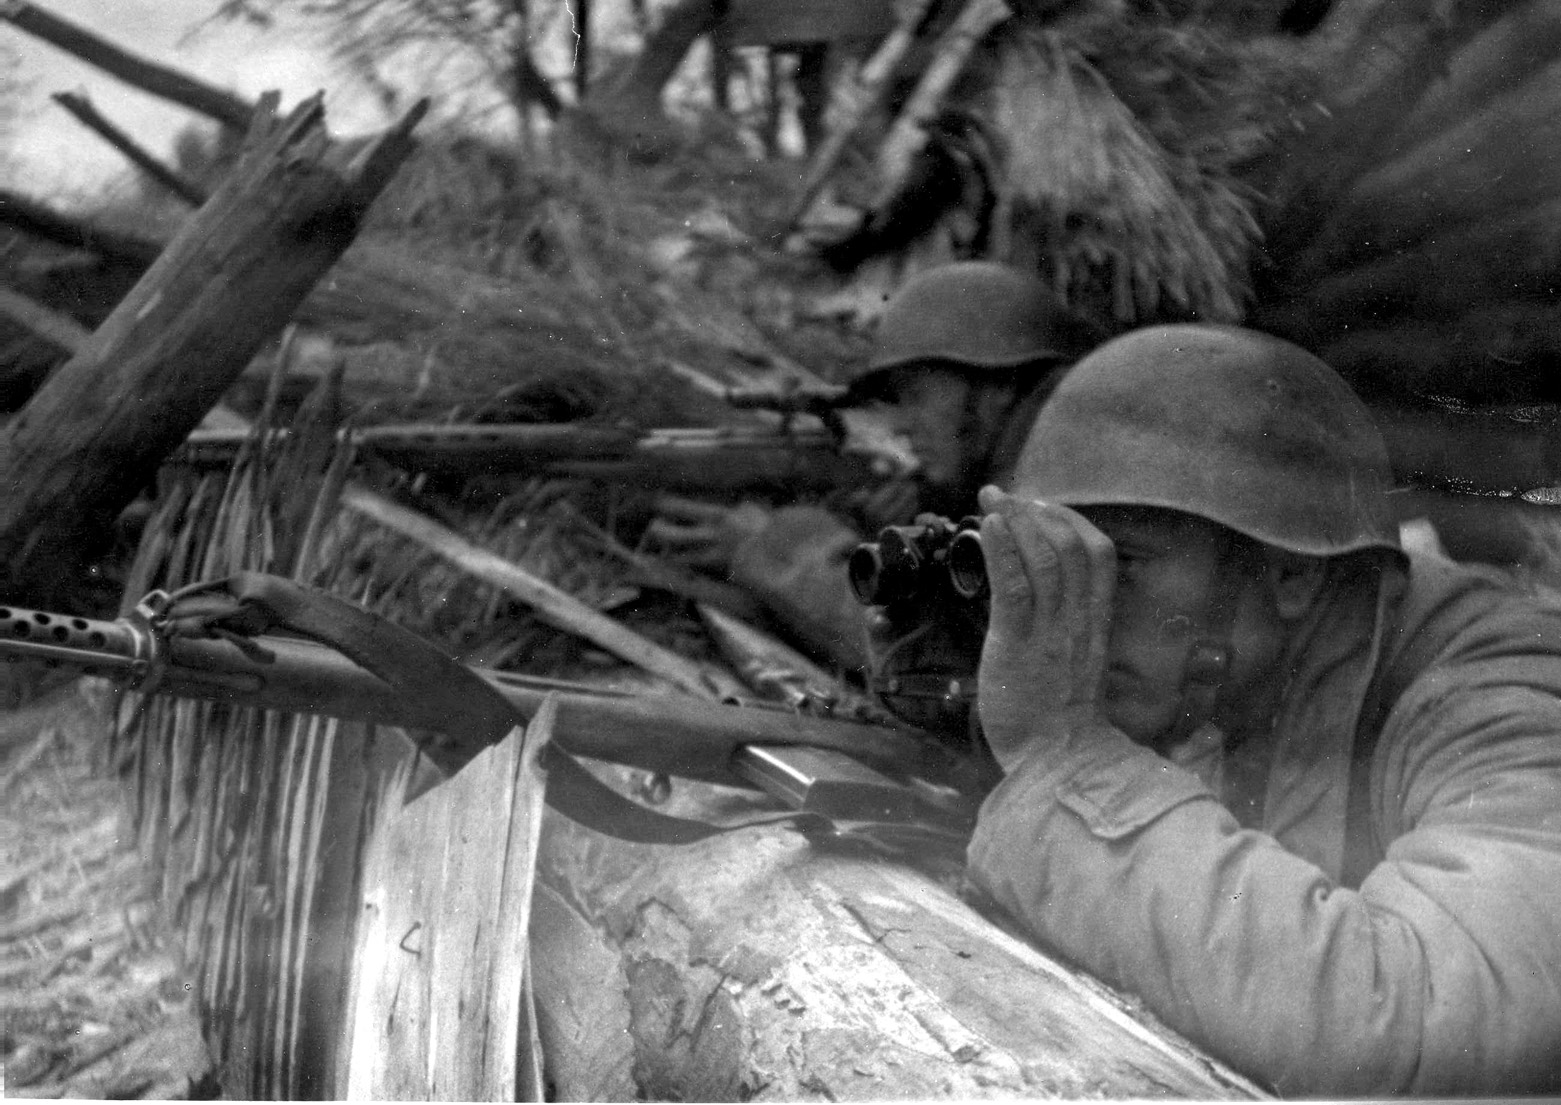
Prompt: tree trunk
<box><xmin>0</xmin><ymin>95</ymin><xmax>425</xmax><ymax>603</ymax></box>
<box><xmin>531</xmin><ymin>771</ymin><xmax>1272</xmax><ymax>1100</ymax></box>
<box><xmin>586</xmin><ymin>0</ymin><xmax>720</xmax><ymax>137</ymax></box>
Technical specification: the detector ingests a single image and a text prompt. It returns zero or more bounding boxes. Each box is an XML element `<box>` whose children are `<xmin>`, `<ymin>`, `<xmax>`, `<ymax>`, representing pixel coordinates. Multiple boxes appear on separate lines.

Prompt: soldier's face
<box><xmin>1079</xmin><ymin>507</ymin><xmax>1288</xmax><ymax>746</ymax></box>
<box><xmin>882</xmin><ymin>368</ymin><xmax>980</xmax><ymax>489</ymax></box>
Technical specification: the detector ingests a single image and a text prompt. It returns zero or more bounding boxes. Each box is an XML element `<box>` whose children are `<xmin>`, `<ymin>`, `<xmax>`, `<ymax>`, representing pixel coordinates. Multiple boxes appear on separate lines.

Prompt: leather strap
<box><xmin>158</xmin><ymin>573</ymin><xmax>846</xmax><ymax>845</ymax></box>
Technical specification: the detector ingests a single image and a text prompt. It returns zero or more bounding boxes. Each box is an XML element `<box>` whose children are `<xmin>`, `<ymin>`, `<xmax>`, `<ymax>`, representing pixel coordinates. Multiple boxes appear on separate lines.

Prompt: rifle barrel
<box><xmin>170</xmin><ymin>422</ymin><xmax>871</xmax><ymax>489</ymax></box>
<box><xmin>1</xmin><ymin>602</ymin><xmax>956</xmax><ymax>791</ymax></box>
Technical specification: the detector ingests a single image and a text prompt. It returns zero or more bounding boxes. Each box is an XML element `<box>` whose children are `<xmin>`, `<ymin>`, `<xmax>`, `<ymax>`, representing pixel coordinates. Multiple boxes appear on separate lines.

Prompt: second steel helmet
<box><xmin>1012</xmin><ymin>324</ymin><xmax>1402</xmax><ymax>559</ymax></box>
<box><xmin>848</xmin><ymin>262</ymin><xmax>1102</xmax><ymax>398</ymax></box>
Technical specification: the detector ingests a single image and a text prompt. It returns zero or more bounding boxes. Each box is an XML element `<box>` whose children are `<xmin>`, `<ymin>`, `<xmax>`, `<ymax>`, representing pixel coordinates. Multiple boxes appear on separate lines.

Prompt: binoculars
<box><xmin>848</xmin><ymin>515</ymin><xmax>987</xmax><ymax>607</ymax></box>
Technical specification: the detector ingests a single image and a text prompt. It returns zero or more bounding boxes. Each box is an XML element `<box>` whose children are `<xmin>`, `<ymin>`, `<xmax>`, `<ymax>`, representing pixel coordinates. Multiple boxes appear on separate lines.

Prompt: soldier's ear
<box><xmin>1265</xmin><ymin>549</ymin><xmax>1328</xmax><ymax>621</ymax></box>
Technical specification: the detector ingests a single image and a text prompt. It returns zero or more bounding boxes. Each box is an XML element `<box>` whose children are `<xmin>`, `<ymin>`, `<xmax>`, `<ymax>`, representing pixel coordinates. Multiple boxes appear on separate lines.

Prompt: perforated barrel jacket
<box><xmin>967</xmin><ymin>550</ymin><xmax>1561</xmax><ymax>1095</ymax></box>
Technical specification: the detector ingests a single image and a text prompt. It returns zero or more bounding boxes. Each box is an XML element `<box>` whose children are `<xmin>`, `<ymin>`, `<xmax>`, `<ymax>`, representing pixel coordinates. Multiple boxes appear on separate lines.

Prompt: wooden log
<box><xmin>531</xmin><ymin>772</ymin><xmax>1272</xmax><ymax>1100</ymax></box>
<box><xmin>786</xmin><ymin>0</ymin><xmax>939</xmax><ymax>229</ymax></box>
<box><xmin>0</xmin><ymin>285</ymin><xmax>92</xmax><ymax>353</ymax></box>
<box><xmin>1</xmin><ymin>0</ymin><xmax>255</xmax><ymax>130</ymax></box>
<box><xmin>868</xmin><ymin>0</ymin><xmax>1010</xmax><ymax>211</ymax></box>
<box><xmin>0</xmin><ymin>187</ymin><xmax>164</xmax><ymax>266</ymax></box>
<box><xmin>0</xmin><ymin>94</ymin><xmax>426</xmax><ymax>602</ymax></box>
<box><xmin>52</xmin><ymin>91</ymin><xmax>209</xmax><ymax>208</ymax></box>
<box><xmin>339</xmin><ymin>485</ymin><xmax>747</xmax><ymax>702</ymax></box>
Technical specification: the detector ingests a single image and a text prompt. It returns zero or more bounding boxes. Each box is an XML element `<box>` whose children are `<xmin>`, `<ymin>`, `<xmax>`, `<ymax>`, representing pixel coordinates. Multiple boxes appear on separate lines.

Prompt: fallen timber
<box><xmin>3</xmin><ymin>587</ymin><xmax>1269</xmax><ymax>1098</ymax></box>
<box><xmin>533</xmin><ymin>780</ymin><xmax>1268</xmax><ymax>1100</ymax></box>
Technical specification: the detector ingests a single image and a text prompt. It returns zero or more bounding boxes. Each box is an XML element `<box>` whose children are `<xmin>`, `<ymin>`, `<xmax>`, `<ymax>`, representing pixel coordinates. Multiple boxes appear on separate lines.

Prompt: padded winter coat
<box><xmin>967</xmin><ymin>550</ymin><xmax>1561</xmax><ymax>1095</ymax></box>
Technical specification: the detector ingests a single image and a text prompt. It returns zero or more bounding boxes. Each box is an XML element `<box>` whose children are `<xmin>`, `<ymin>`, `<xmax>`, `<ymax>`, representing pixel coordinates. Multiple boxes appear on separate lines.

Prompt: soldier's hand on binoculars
<box><xmin>975</xmin><ymin>486</ymin><xmax>1117</xmax><ymax>772</ymax></box>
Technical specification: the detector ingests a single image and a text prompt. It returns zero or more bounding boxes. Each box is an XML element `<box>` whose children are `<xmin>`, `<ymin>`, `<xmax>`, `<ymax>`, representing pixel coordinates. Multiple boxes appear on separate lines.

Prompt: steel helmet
<box><xmin>848</xmin><ymin>262</ymin><xmax>1102</xmax><ymax>397</ymax></box>
<box><xmin>1012</xmin><ymin>324</ymin><xmax>1402</xmax><ymax>558</ymax></box>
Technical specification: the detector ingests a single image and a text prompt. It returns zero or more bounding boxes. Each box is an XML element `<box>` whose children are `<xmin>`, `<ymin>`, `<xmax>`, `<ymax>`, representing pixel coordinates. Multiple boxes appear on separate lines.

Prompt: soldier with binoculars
<box><xmin>962</xmin><ymin>324</ymin><xmax>1561</xmax><ymax>1095</ymax></box>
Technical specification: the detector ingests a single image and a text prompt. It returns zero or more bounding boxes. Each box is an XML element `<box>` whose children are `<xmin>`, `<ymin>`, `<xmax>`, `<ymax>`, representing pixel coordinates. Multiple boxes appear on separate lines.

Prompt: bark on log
<box><xmin>1</xmin><ymin>0</ymin><xmax>255</xmax><ymax>130</ymax></box>
<box><xmin>0</xmin><ymin>95</ymin><xmax>426</xmax><ymax>602</ymax></box>
<box><xmin>531</xmin><ymin>772</ymin><xmax>1272</xmax><ymax>1100</ymax></box>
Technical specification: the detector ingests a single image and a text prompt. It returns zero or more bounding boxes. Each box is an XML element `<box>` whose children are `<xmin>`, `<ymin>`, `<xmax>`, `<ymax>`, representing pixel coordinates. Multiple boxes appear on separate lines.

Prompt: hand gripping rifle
<box><xmin>1</xmin><ymin>574</ymin><xmax>980</xmax><ymax>846</ymax></box>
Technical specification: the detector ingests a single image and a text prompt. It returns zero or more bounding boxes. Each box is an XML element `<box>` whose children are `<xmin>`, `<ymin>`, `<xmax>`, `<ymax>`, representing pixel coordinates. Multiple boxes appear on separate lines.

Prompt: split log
<box><xmin>1</xmin><ymin>0</ymin><xmax>255</xmax><ymax>130</ymax></box>
<box><xmin>531</xmin><ymin>773</ymin><xmax>1272</xmax><ymax>1100</ymax></box>
<box><xmin>0</xmin><ymin>94</ymin><xmax>426</xmax><ymax>602</ymax></box>
<box><xmin>338</xmin><ymin>701</ymin><xmax>551</xmax><ymax>1100</ymax></box>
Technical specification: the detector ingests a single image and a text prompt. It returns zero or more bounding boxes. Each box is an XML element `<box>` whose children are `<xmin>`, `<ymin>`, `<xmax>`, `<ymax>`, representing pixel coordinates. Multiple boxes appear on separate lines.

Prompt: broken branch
<box><xmin>1</xmin><ymin>0</ymin><xmax>255</xmax><ymax>130</ymax></box>
<box><xmin>52</xmin><ymin>91</ymin><xmax>209</xmax><ymax>208</ymax></box>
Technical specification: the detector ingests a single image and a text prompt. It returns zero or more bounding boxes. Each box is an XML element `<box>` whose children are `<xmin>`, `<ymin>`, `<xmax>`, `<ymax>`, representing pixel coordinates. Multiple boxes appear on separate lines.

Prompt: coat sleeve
<box><xmin>727</xmin><ymin>505</ymin><xmax>871</xmax><ymax>672</ymax></box>
<box><xmin>965</xmin><ymin>672</ymin><xmax>1561</xmax><ymax>1096</ymax></box>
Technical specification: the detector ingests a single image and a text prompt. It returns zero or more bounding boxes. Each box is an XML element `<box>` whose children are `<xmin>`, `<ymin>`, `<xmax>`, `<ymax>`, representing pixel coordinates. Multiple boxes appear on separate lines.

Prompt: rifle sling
<box><xmin>181</xmin><ymin>573</ymin><xmax>848</xmax><ymax>846</ymax></box>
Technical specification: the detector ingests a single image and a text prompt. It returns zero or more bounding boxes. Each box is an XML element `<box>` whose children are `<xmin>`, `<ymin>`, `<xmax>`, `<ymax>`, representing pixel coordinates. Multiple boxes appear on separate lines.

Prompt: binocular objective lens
<box><xmin>947</xmin><ymin>529</ymin><xmax>987</xmax><ymax>599</ymax></box>
<box><xmin>848</xmin><ymin>544</ymin><xmax>888</xmax><ymax>606</ymax></box>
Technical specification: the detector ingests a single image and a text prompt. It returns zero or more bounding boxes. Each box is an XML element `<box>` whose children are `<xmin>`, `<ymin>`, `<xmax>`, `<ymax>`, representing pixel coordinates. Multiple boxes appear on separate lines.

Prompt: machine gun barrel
<box><xmin>0</xmin><ymin>599</ymin><xmax>975</xmax><ymax>823</ymax></box>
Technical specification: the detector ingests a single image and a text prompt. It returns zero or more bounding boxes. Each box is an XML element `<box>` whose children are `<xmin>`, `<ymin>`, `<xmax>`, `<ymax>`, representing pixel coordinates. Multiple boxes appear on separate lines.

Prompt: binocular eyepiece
<box><xmin>848</xmin><ymin>515</ymin><xmax>986</xmax><ymax>607</ymax></box>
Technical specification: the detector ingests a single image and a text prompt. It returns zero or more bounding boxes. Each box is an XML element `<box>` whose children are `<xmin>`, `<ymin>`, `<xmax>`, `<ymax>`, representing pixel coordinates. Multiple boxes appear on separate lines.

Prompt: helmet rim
<box><xmin>1012</xmin><ymin>324</ymin><xmax>1403</xmax><ymax>560</ymax></box>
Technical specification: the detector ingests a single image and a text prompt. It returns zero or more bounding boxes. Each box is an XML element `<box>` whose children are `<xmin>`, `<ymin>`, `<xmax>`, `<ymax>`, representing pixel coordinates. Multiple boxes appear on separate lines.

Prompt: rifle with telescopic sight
<box><xmin>170</xmin><ymin>384</ymin><xmax>880</xmax><ymax>493</ymax></box>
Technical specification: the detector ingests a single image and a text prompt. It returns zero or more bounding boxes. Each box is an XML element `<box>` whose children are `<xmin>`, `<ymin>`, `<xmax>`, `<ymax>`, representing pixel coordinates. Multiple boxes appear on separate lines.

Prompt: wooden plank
<box><xmin>340</xmin><ymin>700</ymin><xmax>553</xmax><ymax>1100</ymax></box>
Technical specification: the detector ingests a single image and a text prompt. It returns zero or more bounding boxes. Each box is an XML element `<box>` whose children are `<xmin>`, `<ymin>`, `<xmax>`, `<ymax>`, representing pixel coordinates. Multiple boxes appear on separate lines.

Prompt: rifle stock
<box><xmin>1</xmin><ymin>598</ymin><xmax>978</xmax><ymax>825</ymax></box>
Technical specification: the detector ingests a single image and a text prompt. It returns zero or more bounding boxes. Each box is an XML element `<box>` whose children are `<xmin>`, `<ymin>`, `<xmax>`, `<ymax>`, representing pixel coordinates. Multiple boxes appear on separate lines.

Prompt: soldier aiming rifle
<box><xmin>650</xmin><ymin>260</ymin><xmax>1104</xmax><ymax>685</ymax></box>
